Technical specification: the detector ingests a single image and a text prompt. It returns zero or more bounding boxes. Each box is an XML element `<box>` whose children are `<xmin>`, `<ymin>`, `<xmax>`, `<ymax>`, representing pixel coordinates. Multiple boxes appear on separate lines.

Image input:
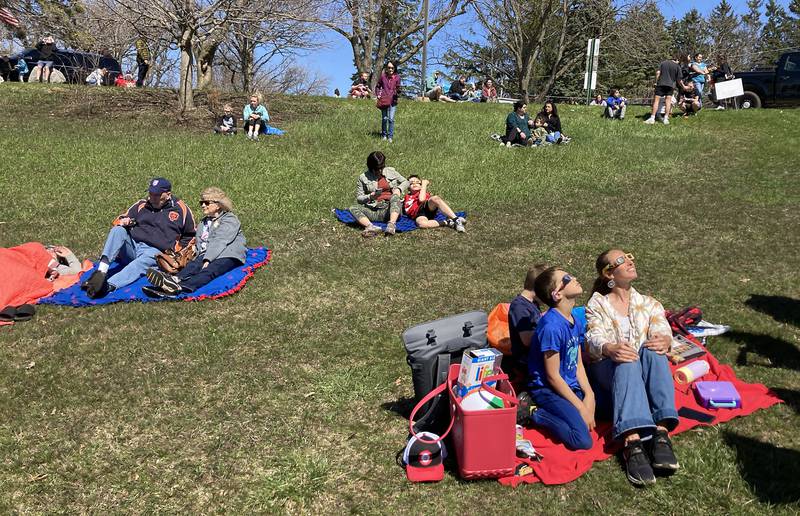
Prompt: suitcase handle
<box><xmin>409</xmin><ymin>381</ymin><xmax>454</xmax><ymax>444</ymax></box>
<box><xmin>709</xmin><ymin>400</ymin><xmax>737</xmax><ymax>408</ymax></box>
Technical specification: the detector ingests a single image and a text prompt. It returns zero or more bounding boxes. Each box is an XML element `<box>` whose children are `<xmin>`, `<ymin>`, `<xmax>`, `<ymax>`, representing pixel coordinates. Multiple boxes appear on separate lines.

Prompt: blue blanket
<box><xmin>333</xmin><ymin>209</ymin><xmax>466</xmax><ymax>233</ymax></box>
<box><xmin>39</xmin><ymin>247</ymin><xmax>270</xmax><ymax>306</ymax></box>
<box><xmin>262</xmin><ymin>125</ymin><xmax>284</xmax><ymax>135</ymax></box>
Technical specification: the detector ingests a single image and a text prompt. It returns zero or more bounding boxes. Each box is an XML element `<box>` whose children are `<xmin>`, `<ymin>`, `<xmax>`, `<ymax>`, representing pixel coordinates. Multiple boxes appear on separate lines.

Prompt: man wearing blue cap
<box><xmin>81</xmin><ymin>178</ymin><xmax>196</xmax><ymax>298</ymax></box>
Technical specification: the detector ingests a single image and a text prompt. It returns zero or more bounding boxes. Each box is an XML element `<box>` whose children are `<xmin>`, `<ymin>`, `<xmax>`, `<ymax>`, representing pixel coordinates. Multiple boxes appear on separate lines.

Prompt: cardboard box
<box><xmin>456</xmin><ymin>348</ymin><xmax>502</xmax><ymax>397</ymax></box>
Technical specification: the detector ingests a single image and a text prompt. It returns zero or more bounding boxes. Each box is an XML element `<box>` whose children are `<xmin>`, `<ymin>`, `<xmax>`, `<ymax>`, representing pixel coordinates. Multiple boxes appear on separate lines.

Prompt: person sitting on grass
<box><xmin>585</xmin><ymin>249</ymin><xmax>679</xmax><ymax>487</ymax></box>
<box><xmin>537</xmin><ymin>100</ymin><xmax>571</xmax><ymax>143</ymax></box>
<box><xmin>348</xmin><ymin>151</ymin><xmax>408</xmax><ymax>238</ymax></box>
<box><xmin>678</xmin><ymin>82</ymin><xmax>702</xmax><ymax>117</ymax></box>
<box><xmin>424</xmin><ymin>70</ymin><xmax>454</xmax><ymax>102</ymax></box>
<box><xmin>605</xmin><ymin>89</ymin><xmax>626</xmax><ymax>120</ymax></box>
<box><xmin>447</xmin><ymin>76</ymin><xmax>467</xmax><ymax>101</ymax></box>
<box><xmin>14</xmin><ymin>57</ymin><xmax>29</xmax><ymax>82</ymax></box>
<box><xmin>530</xmin><ymin>116</ymin><xmax>550</xmax><ymax>145</ymax></box>
<box><xmin>589</xmin><ymin>94</ymin><xmax>606</xmax><ymax>106</ymax></box>
<box><xmin>403</xmin><ymin>175</ymin><xmax>466</xmax><ymax>233</ymax></box>
<box><xmin>481</xmin><ymin>79</ymin><xmax>498</xmax><ymax>102</ymax></box>
<box><xmin>214</xmin><ymin>104</ymin><xmax>238</xmax><ymax>135</ymax></box>
<box><xmin>243</xmin><ymin>94</ymin><xmax>269</xmax><ymax>141</ymax></box>
<box><xmin>85</xmin><ymin>67</ymin><xmax>107</xmax><ymax>86</ymax></box>
<box><xmin>349</xmin><ymin>71</ymin><xmax>372</xmax><ymax>99</ymax></box>
<box><xmin>143</xmin><ymin>187</ymin><xmax>246</xmax><ymax>298</ymax></box>
<box><xmin>81</xmin><ymin>177</ymin><xmax>196</xmax><ymax>298</ymax></box>
<box><xmin>517</xmin><ymin>266</ymin><xmax>595</xmax><ymax>451</ymax></box>
<box><xmin>497</xmin><ymin>101</ymin><xmax>531</xmax><ymax>147</ymax></box>
<box><xmin>508</xmin><ymin>264</ymin><xmax>547</xmax><ymax>375</ymax></box>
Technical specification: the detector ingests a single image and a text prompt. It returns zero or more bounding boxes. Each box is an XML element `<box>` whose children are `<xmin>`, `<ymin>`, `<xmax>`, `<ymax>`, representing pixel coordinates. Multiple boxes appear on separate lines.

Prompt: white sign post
<box><xmin>584</xmin><ymin>38</ymin><xmax>600</xmax><ymax>104</ymax></box>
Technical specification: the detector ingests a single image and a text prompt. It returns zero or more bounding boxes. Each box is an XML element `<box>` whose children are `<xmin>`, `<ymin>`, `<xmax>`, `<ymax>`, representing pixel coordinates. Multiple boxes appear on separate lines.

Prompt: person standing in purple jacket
<box><xmin>375</xmin><ymin>61</ymin><xmax>401</xmax><ymax>143</ymax></box>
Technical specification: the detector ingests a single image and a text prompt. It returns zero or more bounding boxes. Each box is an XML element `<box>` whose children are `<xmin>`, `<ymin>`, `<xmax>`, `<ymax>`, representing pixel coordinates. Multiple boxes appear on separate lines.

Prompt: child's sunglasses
<box><xmin>551</xmin><ymin>274</ymin><xmax>573</xmax><ymax>301</ymax></box>
<box><xmin>602</xmin><ymin>253</ymin><xmax>635</xmax><ymax>273</ymax></box>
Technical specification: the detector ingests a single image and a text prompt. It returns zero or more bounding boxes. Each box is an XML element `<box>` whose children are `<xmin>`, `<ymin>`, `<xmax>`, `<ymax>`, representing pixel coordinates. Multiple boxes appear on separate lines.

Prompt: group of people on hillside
<box><xmin>509</xmin><ymin>251</ymin><xmax>679</xmax><ymax>487</ymax></box>
<box><xmin>423</xmin><ymin>71</ymin><xmax>499</xmax><ymax>103</ymax></box>
<box><xmin>347</xmin><ymin>151</ymin><xmax>466</xmax><ymax>237</ymax></box>
<box><xmin>78</xmin><ymin>178</ymin><xmax>247</xmax><ymax>299</ymax></box>
<box><xmin>495</xmin><ymin>100</ymin><xmax>572</xmax><ymax>147</ymax></box>
<box><xmin>212</xmin><ymin>95</ymin><xmax>272</xmax><ymax>140</ymax></box>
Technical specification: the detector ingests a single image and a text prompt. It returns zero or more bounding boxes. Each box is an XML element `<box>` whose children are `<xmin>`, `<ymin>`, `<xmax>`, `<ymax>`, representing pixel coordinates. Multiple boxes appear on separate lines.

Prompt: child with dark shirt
<box><xmin>214</xmin><ymin>104</ymin><xmax>238</xmax><ymax>135</ymax></box>
<box><xmin>508</xmin><ymin>264</ymin><xmax>547</xmax><ymax>372</ymax></box>
<box><xmin>519</xmin><ymin>267</ymin><xmax>595</xmax><ymax>451</ymax></box>
<box><xmin>403</xmin><ymin>175</ymin><xmax>465</xmax><ymax>232</ymax></box>
<box><xmin>537</xmin><ymin>101</ymin><xmax>571</xmax><ymax>143</ymax></box>
<box><xmin>678</xmin><ymin>82</ymin><xmax>702</xmax><ymax>116</ymax></box>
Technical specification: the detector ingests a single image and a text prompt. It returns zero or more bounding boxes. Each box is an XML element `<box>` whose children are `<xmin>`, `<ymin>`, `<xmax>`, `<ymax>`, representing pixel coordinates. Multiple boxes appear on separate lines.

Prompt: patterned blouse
<box><xmin>585</xmin><ymin>287</ymin><xmax>672</xmax><ymax>363</ymax></box>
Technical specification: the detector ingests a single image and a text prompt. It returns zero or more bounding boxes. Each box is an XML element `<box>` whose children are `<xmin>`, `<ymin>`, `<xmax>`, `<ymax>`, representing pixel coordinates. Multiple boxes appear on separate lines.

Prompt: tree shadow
<box><xmin>745</xmin><ymin>294</ymin><xmax>800</xmax><ymax>327</ymax></box>
<box><xmin>381</xmin><ymin>397</ymin><xmax>415</xmax><ymax>420</ymax></box>
<box><xmin>768</xmin><ymin>388</ymin><xmax>799</xmax><ymax>414</ymax></box>
<box><xmin>723</xmin><ymin>431</ymin><xmax>800</xmax><ymax>504</ymax></box>
<box><xmin>725</xmin><ymin>330</ymin><xmax>800</xmax><ymax>371</ymax></box>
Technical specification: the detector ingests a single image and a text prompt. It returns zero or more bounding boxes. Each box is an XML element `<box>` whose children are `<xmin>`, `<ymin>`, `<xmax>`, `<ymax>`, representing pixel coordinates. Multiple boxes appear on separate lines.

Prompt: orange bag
<box><xmin>487</xmin><ymin>303</ymin><xmax>511</xmax><ymax>355</ymax></box>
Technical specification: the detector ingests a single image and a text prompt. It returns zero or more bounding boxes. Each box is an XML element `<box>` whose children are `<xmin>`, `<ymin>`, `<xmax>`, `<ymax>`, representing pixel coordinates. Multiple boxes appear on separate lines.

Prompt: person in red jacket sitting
<box><xmin>403</xmin><ymin>175</ymin><xmax>465</xmax><ymax>233</ymax></box>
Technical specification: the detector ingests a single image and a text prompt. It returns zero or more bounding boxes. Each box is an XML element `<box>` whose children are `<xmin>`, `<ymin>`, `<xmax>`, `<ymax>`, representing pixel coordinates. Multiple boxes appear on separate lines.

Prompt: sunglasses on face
<box><xmin>602</xmin><ymin>253</ymin><xmax>635</xmax><ymax>273</ymax></box>
<box><xmin>551</xmin><ymin>274</ymin><xmax>573</xmax><ymax>301</ymax></box>
<box><xmin>199</xmin><ymin>200</ymin><xmax>217</xmax><ymax>206</ymax></box>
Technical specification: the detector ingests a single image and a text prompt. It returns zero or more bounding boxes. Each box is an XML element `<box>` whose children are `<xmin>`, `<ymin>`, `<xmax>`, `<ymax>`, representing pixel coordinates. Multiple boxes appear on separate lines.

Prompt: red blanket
<box><xmin>0</xmin><ymin>243</ymin><xmax>56</xmax><ymax>326</ymax></box>
<box><xmin>499</xmin><ymin>345</ymin><xmax>783</xmax><ymax>486</ymax></box>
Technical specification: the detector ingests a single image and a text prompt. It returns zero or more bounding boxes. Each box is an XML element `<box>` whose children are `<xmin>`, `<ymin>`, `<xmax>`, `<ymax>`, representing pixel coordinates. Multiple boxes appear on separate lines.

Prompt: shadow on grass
<box><xmin>723</xmin><ymin>431</ymin><xmax>800</xmax><ymax>504</ymax></box>
<box><xmin>726</xmin><ymin>330</ymin><xmax>800</xmax><ymax>371</ymax></box>
<box><xmin>768</xmin><ymin>388</ymin><xmax>798</xmax><ymax>414</ymax></box>
<box><xmin>745</xmin><ymin>294</ymin><xmax>800</xmax><ymax>327</ymax></box>
<box><xmin>381</xmin><ymin>398</ymin><xmax>415</xmax><ymax>420</ymax></box>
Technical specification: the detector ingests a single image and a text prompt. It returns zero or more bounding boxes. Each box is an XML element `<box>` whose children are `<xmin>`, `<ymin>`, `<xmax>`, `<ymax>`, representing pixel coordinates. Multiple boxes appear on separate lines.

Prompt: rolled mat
<box><xmin>39</xmin><ymin>247</ymin><xmax>270</xmax><ymax>306</ymax></box>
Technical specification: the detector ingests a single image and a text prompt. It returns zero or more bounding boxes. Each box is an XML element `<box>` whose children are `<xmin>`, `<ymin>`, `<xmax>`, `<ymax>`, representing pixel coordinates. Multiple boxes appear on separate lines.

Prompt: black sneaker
<box><xmin>623</xmin><ymin>439</ymin><xmax>656</xmax><ymax>486</ymax></box>
<box><xmin>82</xmin><ymin>270</ymin><xmax>107</xmax><ymax>298</ymax></box>
<box><xmin>516</xmin><ymin>391</ymin><xmax>536</xmax><ymax>425</ymax></box>
<box><xmin>650</xmin><ymin>429</ymin><xmax>680</xmax><ymax>471</ymax></box>
<box><xmin>142</xmin><ymin>285</ymin><xmax>177</xmax><ymax>299</ymax></box>
<box><xmin>146</xmin><ymin>268</ymin><xmax>182</xmax><ymax>294</ymax></box>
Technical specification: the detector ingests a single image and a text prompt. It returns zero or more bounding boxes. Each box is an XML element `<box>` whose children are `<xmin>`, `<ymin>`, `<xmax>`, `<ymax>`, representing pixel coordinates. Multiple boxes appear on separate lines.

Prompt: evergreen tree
<box><xmin>740</xmin><ymin>0</ymin><xmax>763</xmax><ymax>69</ymax></box>
<box><xmin>758</xmin><ymin>0</ymin><xmax>790</xmax><ymax>66</ymax></box>
<box><xmin>671</xmin><ymin>8</ymin><xmax>710</xmax><ymax>56</ymax></box>
<box><xmin>708</xmin><ymin>0</ymin><xmax>741</xmax><ymax>66</ymax></box>
<box><xmin>788</xmin><ymin>0</ymin><xmax>800</xmax><ymax>49</ymax></box>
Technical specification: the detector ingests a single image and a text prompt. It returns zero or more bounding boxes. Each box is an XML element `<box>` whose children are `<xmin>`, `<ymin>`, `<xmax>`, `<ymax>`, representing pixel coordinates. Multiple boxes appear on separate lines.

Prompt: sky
<box><xmin>302</xmin><ymin>0</ymin><xmax>793</xmax><ymax>95</ymax></box>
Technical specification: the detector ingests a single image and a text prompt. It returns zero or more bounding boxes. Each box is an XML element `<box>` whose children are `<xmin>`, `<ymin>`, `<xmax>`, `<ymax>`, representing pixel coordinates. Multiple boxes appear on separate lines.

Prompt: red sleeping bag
<box><xmin>0</xmin><ymin>243</ymin><xmax>56</xmax><ymax>325</ymax></box>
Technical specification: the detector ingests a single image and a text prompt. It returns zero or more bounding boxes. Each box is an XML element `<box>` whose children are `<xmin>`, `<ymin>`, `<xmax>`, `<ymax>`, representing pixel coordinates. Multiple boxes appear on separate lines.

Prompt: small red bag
<box><xmin>376</xmin><ymin>90</ymin><xmax>392</xmax><ymax>109</ymax></box>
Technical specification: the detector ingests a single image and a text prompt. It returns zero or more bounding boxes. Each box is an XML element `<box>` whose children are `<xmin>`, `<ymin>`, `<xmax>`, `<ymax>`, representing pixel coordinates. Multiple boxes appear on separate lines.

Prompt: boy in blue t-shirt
<box><xmin>522</xmin><ymin>267</ymin><xmax>595</xmax><ymax>451</ymax></box>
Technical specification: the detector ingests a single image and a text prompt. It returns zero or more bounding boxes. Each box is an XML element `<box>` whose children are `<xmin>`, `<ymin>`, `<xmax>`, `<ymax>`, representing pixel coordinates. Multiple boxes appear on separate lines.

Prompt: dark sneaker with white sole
<box><xmin>623</xmin><ymin>439</ymin><xmax>656</xmax><ymax>486</ymax></box>
<box><xmin>81</xmin><ymin>269</ymin><xmax>107</xmax><ymax>298</ymax></box>
<box><xmin>515</xmin><ymin>391</ymin><xmax>537</xmax><ymax>425</ymax></box>
<box><xmin>146</xmin><ymin>268</ymin><xmax>182</xmax><ymax>294</ymax></box>
<box><xmin>650</xmin><ymin>429</ymin><xmax>679</xmax><ymax>471</ymax></box>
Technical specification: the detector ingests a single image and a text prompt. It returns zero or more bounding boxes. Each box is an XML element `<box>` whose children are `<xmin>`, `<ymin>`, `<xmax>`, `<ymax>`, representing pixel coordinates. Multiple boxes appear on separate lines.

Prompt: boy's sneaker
<box><xmin>146</xmin><ymin>268</ymin><xmax>181</xmax><ymax>294</ymax></box>
<box><xmin>649</xmin><ymin>429</ymin><xmax>679</xmax><ymax>471</ymax></box>
<box><xmin>516</xmin><ymin>391</ymin><xmax>537</xmax><ymax>425</ymax></box>
<box><xmin>442</xmin><ymin>218</ymin><xmax>455</xmax><ymax>229</ymax></box>
<box><xmin>623</xmin><ymin>439</ymin><xmax>656</xmax><ymax>486</ymax></box>
<box><xmin>381</xmin><ymin>135</ymin><xmax>387</xmax><ymax>141</ymax></box>
<box><xmin>490</xmin><ymin>133</ymin><xmax>502</xmax><ymax>142</ymax></box>
<box><xmin>384</xmin><ymin>222</ymin><xmax>396</xmax><ymax>235</ymax></box>
<box><xmin>715</xmin><ymin>105</ymin><xmax>725</xmax><ymax>110</ymax></box>
<box><xmin>644</xmin><ymin>116</ymin><xmax>656</xmax><ymax>125</ymax></box>
<box><xmin>388</xmin><ymin>138</ymin><xmax>393</xmax><ymax>143</ymax></box>
<box><xmin>663</xmin><ymin>117</ymin><xmax>670</xmax><ymax>125</ymax></box>
<box><xmin>361</xmin><ymin>225</ymin><xmax>382</xmax><ymax>238</ymax></box>
<box><xmin>454</xmin><ymin>217</ymin><xmax>466</xmax><ymax>233</ymax></box>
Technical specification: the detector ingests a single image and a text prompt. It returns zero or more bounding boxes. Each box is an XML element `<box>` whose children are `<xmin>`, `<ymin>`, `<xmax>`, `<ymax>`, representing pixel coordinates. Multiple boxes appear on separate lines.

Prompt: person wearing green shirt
<box><xmin>501</xmin><ymin>101</ymin><xmax>531</xmax><ymax>147</ymax></box>
<box><xmin>424</xmin><ymin>70</ymin><xmax>454</xmax><ymax>102</ymax></box>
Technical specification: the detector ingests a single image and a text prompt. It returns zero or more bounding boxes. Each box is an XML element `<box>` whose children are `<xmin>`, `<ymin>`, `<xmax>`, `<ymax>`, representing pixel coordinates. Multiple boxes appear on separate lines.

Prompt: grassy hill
<box><xmin>0</xmin><ymin>84</ymin><xmax>798</xmax><ymax>513</ymax></box>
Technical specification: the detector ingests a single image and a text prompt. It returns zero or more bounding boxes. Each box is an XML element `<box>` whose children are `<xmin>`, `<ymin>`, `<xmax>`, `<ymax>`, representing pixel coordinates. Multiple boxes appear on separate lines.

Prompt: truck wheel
<box><xmin>739</xmin><ymin>91</ymin><xmax>761</xmax><ymax>109</ymax></box>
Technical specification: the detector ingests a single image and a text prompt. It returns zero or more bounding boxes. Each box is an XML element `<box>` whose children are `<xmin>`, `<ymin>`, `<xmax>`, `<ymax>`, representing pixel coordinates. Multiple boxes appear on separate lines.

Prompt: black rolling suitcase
<box><xmin>402</xmin><ymin>310</ymin><xmax>488</xmax><ymax>434</ymax></box>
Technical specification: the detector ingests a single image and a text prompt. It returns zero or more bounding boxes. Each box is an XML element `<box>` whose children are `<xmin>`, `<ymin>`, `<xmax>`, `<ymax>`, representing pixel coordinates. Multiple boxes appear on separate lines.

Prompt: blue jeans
<box><xmin>529</xmin><ymin>386</ymin><xmax>593</xmax><ymax>450</ymax></box>
<box><xmin>380</xmin><ymin>105</ymin><xmax>396</xmax><ymax>138</ymax></box>
<box><xmin>589</xmin><ymin>347</ymin><xmax>678</xmax><ymax>441</ymax></box>
<box><xmin>101</xmin><ymin>226</ymin><xmax>160</xmax><ymax>289</ymax></box>
<box><xmin>546</xmin><ymin>131</ymin><xmax>562</xmax><ymax>143</ymax></box>
<box><xmin>177</xmin><ymin>256</ymin><xmax>240</xmax><ymax>292</ymax></box>
<box><xmin>693</xmin><ymin>81</ymin><xmax>704</xmax><ymax>97</ymax></box>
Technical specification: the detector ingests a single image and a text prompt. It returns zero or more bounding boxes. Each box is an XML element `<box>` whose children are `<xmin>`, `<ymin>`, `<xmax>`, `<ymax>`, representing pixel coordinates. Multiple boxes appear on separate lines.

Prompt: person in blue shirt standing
<box><xmin>520</xmin><ymin>267</ymin><xmax>595</xmax><ymax>451</ymax></box>
<box><xmin>689</xmin><ymin>53</ymin><xmax>713</xmax><ymax>98</ymax></box>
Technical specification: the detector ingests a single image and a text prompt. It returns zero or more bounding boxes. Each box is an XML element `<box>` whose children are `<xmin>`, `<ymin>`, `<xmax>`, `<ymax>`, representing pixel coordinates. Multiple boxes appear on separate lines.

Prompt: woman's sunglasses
<box><xmin>199</xmin><ymin>200</ymin><xmax>217</xmax><ymax>206</ymax></box>
<box><xmin>602</xmin><ymin>253</ymin><xmax>635</xmax><ymax>273</ymax></box>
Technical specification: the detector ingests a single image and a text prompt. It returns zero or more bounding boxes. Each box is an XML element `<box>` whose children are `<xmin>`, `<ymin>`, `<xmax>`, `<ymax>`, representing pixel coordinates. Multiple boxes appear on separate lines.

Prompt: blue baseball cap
<box><xmin>148</xmin><ymin>177</ymin><xmax>172</xmax><ymax>194</ymax></box>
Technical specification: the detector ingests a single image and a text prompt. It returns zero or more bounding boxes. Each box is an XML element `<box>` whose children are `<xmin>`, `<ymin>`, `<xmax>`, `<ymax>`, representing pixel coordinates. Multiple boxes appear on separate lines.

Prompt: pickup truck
<box><xmin>733</xmin><ymin>51</ymin><xmax>800</xmax><ymax>108</ymax></box>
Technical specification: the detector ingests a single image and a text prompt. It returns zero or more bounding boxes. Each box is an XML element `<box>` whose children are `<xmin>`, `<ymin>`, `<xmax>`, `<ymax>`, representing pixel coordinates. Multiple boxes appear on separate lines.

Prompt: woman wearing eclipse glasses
<box><xmin>585</xmin><ymin>250</ymin><xmax>679</xmax><ymax>487</ymax></box>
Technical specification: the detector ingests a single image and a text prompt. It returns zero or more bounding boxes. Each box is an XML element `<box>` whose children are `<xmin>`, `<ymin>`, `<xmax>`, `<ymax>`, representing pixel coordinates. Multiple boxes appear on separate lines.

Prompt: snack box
<box><xmin>456</xmin><ymin>348</ymin><xmax>502</xmax><ymax>397</ymax></box>
<box><xmin>694</xmin><ymin>381</ymin><xmax>741</xmax><ymax>409</ymax></box>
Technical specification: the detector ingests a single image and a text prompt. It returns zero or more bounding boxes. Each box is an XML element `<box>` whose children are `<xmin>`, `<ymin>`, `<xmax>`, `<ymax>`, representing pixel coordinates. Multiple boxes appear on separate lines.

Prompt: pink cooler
<box><xmin>447</xmin><ymin>364</ymin><xmax>517</xmax><ymax>479</ymax></box>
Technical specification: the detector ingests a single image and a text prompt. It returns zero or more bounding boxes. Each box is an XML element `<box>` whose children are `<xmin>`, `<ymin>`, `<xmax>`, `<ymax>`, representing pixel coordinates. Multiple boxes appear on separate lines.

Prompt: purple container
<box><xmin>694</xmin><ymin>381</ymin><xmax>741</xmax><ymax>409</ymax></box>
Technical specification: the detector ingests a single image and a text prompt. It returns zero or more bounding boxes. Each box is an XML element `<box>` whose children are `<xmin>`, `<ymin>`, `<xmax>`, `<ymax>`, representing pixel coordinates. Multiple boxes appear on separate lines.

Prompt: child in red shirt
<box><xmin>403</xmin><ymin>175</ymin><xmax>466</xmax><ymax>232</ymax></box>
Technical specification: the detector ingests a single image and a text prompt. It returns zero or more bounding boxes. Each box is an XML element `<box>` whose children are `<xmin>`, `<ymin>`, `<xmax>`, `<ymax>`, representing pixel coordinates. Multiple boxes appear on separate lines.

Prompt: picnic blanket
<box><xmin>0</xmin><ymin>243</ymin><xmax>55</xmax><ymax>325</ymax></box>
<box><xmin>499</xmin><ymin>341</ymin><xmax>783</xmax><ymax>486</ymax></box>
<box><xmin>39</xmin><ymin>247</ymin><xmax>270</xmax><ymax>307</ymax></box>
<box><xmin>334</xmin><ymin>209</ymin><xmax>467</xmax><ymax>233</ymax></box>
<box><xmin>262</xmin><ymin>125</ymin><xmax>284</xmax><ymax>136</ymax></box>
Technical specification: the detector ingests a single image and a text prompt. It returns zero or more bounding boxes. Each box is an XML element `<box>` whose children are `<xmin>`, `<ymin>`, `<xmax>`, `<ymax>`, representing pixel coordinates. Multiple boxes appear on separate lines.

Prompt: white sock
<box><xmin>98</xmin><ymin>262</ymin><xmax>110</xmax><ymax>273</ymax></box>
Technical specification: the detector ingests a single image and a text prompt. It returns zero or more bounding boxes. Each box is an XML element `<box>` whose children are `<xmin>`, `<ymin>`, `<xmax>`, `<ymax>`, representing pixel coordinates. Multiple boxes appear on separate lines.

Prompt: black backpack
<box><xmin>402</xmin><ymin>311</ymin><xmax>488</xmax><ymax>434</ymax></box>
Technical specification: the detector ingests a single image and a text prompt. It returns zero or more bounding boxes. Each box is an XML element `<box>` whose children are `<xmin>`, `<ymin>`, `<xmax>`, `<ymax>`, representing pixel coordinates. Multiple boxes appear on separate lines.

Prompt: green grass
<box><xmin>0</xmin><ymin>84</ymin><xmax>798</xmax><ymax>513</ymax></box>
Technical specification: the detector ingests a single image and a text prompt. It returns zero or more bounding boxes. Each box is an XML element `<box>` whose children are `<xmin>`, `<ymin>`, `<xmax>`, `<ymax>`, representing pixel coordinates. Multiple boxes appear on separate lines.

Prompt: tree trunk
<box><xmin>196</xmin><ymin>41</ymin><xmax>219</xmax><ymax>90</ymax></box>
<box><xmin>178</xmin><ymin>29</ymin><xmax>195</xmax><ymax>112</ymax></box>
